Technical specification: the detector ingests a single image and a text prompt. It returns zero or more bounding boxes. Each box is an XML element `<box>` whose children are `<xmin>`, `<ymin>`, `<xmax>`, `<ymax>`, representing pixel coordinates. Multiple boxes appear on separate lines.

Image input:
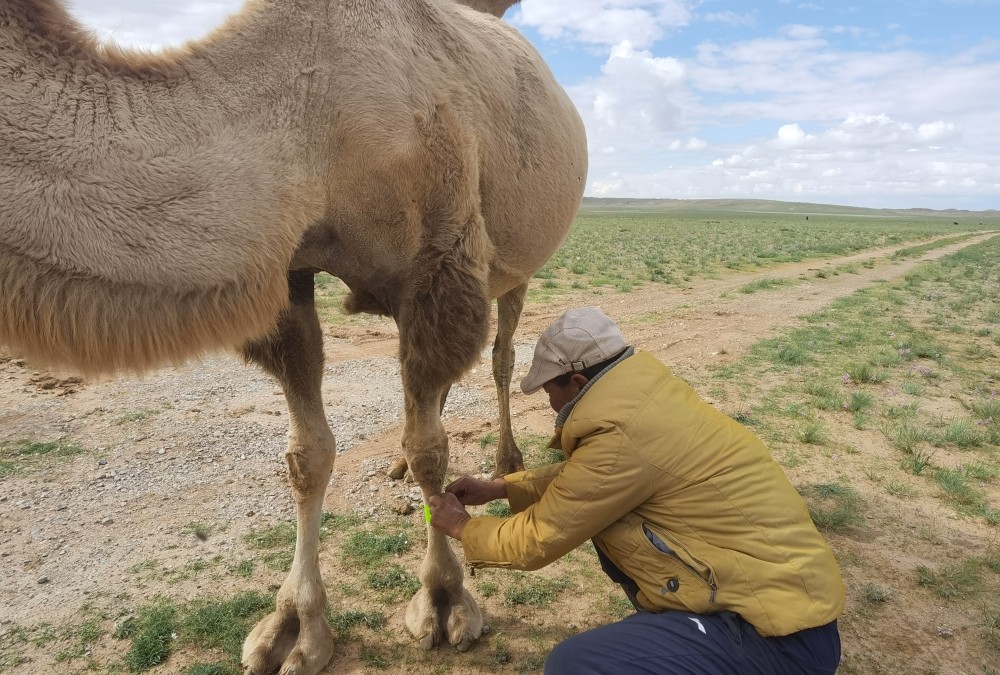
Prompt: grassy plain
<box><xmin>3</xmin><ymin>200</ymin><xmax>999</xmax><ymax>674</ymax></box>
<box><xmin>535</xmin><ymin>204</ymin><xmax>993</xmax><ymax>293</ymax></box>
<box><xmin>309</xmin><ymin>204</ymin><xmax>998</xmax><ymax>321</ymax></box>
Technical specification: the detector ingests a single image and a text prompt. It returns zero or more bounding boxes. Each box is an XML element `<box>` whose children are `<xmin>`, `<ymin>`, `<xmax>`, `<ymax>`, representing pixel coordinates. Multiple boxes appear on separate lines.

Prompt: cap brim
<box><xmin>519</xmin><ymin>370</ymin><xmax>546</xmax><ymax>395</ymax></box>
<box><xmin>520</xmin><ymin>359</ymin><xmax>563</xmax><ymax>395</ymax></box>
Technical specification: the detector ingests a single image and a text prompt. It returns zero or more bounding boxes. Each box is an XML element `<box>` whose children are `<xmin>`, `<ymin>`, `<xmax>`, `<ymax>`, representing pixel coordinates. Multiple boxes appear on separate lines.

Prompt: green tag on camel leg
<box><xmin>423</xmin><ymin>504</ymin><xmax>432</xmax><ymax>524</ymax></box>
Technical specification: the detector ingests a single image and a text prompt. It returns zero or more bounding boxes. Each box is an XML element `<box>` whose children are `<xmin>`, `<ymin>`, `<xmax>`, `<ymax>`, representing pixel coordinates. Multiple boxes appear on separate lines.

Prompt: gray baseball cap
<box><xmin>520</xmin><ymin>307</ymin><xmax>628</xmax><ymax>395</ymax></box>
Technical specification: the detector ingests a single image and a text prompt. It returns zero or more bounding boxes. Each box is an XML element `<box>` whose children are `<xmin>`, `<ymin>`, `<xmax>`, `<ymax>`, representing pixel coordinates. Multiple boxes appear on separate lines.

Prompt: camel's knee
<box><xmin>284</xmin><ymin>441</ymin><xmax>335</xmax><ymax>499</ymax></box>
<box><xmin>402</xmin><ymin>430</ymin><xmax>448</xmax><ymax>487</ymax></box>
<box><xmin>491</xmin><ymin>344</ymin><xmax>515</xmax><ymax>381</ymax></box>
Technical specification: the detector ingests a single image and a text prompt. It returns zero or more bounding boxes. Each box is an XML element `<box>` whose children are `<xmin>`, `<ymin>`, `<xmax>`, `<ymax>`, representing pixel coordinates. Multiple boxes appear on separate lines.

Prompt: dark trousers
<box><xmin>544</xmin><ymin>610</ymin><xmax>841</xmax><ymax>675</ymax></box>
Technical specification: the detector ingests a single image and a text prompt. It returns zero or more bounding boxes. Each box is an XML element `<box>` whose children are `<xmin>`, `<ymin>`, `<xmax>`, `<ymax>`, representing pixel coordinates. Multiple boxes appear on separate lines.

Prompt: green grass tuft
<box><xmin>327</xmin><ymin>610</ymin><xmax>385</xmax><ymax>635</ymax></box>
<box><xmin>900</xmin><ymin>447</ymin><xmax>935</xmax><ymax>475</ymax></box>
<box><xmin>739</xmin><ymin>277</ymin><xmax>790</xmax><ymax>294</ymax></box>
<box><xmin>121</xmin><ymin>602</ymin><xmax>177</xmax><ymax>672</ymax></box>
<box><xmin>0</xmin><ymin>439</ymin><xmax>86</xmax><ymax>476</ymax></box>
<box><xmin>971</xmin><ymin>398</ymin><xmax>1000</xmax><ymax>421</ymax></box>
<box><xmin>244</xmin><ymin>522</ymin><xmax>296</xmax><ymax>550</ymax></box>
<box><xmin>776</xmin><ymin>343</ymin><xmax>810</xmax><ymax>366</ymax></box>
<box><xmin>800</xmin><ymin>420</ymin><xmax>827</xmax><ymax>445</ymax></box>
<box><xmin>847</xmin><ymin>391</ymin><xmax>876</xmax><ymax>412</ymax></box>
<box><xmin>485</xmin><ymin>501</ymin><xmax>513</xmax><ymax>517</ymax></box>
<box><xmin>800</xmin><ymin>483</ymin><xmax>865</xmax><ymax>531</ymax></box>
<box><xmin>184</xmin><ymin>592</ymin><xmax>273</xmax><ymax>654</ymax></box>
<box><xmin>916</xmin><ymin>558</ymin><xmax>983</xmax><ymax>599</ymax></box>
<box><xmin>845</xmin><ymin>363</ymin><xmax>887</xmax><ymax>384</ymax></box>
<box><xmin>366</xmin><ymin>565</ymin><xmax>420</xmax><ymax>599</ymax></box>
<box><xmin>343</xmin><ymin>530</ymin><xmax>412</xmax><ymax>567</ymax></box>
<box><xmin>860</xmin><ymin>583</ymin><xmax>896</xmax><ymax>604</ymax></box>
<box><xmin>935</xmin><ymin>419</ymin><xmax>983</xmax><ymax>448</ymax></box>
<box><xmin>503</xmin><ymin>574</ymin><xmax>573</xmax><ymax>607</ymax></box>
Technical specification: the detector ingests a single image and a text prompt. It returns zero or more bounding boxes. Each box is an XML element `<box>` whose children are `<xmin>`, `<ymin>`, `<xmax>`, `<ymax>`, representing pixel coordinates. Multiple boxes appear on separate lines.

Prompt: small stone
<box><xmin>391</xmin><ymin>499</ymin><xmax>414</xmax><ymax>516</ymax></box>
<box><xmin>37</xmin><ymin>576</ymin><xmax>50</xmax><ymax>585</ymax></box>
<box><xmin>937</xmin><ymin>626</ymin><xmax>955</xmax><ymax>638</ymax></box>
<box><xmin>98</xmin><ymin>517</ymin><xmax>113</xmax><ymax>526</ymax></box>
<box><xmin>97</xmin><ymin>459</ymin><xmax>107</xmax><ymax>466</ymax></box>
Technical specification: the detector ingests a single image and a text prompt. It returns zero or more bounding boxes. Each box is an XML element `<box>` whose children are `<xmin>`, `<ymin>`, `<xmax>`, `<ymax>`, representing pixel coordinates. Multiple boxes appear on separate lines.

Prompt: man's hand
<box><xmin>445</xmin><ymin>475</ymin><xmax>508</xmax><ymax>506</ymax></box>
<box><xmin>427</xmin><ymin>492</ymin><xmax>472</xmax><ymax>539</ymax></box>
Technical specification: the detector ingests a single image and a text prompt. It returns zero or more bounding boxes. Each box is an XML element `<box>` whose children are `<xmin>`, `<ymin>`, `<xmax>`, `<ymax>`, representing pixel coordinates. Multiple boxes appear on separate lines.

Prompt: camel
<box><xmin>0</xmin><ymin>0</ymin><xmax>587</xmax><ymax>672</ymax></box>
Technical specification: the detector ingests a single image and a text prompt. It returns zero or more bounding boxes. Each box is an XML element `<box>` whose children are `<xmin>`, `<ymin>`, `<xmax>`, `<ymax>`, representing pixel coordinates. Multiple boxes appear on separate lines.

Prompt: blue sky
<box><xmin>65</xmin><ymin>0</ymin><xmax>1000</xmax><ymax>210</ymax></box>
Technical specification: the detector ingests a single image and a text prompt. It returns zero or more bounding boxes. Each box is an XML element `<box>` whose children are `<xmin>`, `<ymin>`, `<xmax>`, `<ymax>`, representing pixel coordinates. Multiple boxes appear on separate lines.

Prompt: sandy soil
<box><xmin>1</xmin><ymin>232</ymin><xmax>997</xmax><ymax>674</ymax></box>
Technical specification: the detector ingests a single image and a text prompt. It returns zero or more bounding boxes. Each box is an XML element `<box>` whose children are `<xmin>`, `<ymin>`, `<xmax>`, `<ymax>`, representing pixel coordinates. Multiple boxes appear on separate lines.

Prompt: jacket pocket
<box><xmin>642</xmin><ymin>523</ymin><xmax>719</xmax><ymax>606</ymax></box>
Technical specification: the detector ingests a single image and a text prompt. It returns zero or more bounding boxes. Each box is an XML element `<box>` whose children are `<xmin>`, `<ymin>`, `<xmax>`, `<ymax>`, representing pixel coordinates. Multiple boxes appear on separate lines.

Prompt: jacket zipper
<box><xmin>644</xmin><ymin>524</ymin><xmax>718</xmax><ymax>604</ymax></box>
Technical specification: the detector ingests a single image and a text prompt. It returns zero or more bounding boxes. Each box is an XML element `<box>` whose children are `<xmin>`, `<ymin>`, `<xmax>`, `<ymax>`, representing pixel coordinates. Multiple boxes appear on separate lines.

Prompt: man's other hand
<box><xmin>445</xmin><ymin>475</ymin><xmax>508</xmax><ymax>506</ymax></box>
<box><xmin>428</xmin><ymin>492</ymin><xmax>472</xmax><ymax>539</ymax></box>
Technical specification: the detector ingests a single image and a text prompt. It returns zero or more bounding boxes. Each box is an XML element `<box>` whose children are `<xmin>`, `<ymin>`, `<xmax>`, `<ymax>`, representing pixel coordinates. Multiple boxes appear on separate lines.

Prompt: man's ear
<box><xmin>570</xmin><ymin>373</ymin><xmax>590</xmax><ymax>388</ymax></box>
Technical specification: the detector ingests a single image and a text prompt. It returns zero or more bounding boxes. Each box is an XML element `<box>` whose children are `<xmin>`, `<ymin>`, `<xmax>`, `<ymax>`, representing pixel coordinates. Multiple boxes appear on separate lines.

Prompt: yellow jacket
<box><xmin>461</xmin><ymin>352</ymin><xmax>845</xmax><ymax>637</ymax></box>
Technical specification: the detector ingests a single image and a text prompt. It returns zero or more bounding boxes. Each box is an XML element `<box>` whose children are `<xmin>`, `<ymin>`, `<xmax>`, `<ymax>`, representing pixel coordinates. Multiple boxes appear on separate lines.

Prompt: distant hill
<box><xmin>579</xmin><ymin>197</ymin><xmax>1000</xmax><ymax>219</ymax></box>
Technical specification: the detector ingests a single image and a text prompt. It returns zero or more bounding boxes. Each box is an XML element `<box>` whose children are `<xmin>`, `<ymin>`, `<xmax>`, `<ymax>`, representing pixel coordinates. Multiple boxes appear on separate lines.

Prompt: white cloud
<box><xmin>917</xmin><ymin>121</ymin><xmax>960</xmax><ymax>142</ymax></box>
<box><xmin>571</xmin><ymin>41</ymin><xmax>687</xmax><ymax>138</ymax></box>
<box><xmin>703</xmin><ymin>11</ymin><xmax>756</xmax><ymax>27</ymax></box>
<box><xmin>513</xmin><ymin>0</ymin><xmax>693</xmax><ymax>49</ymax></box>
<box><xmin>780</xmin><ymin>23</ymin><xmax>823</xmax><ymax>39</ymax></box>
<box><xmin>775</xmin><ymin>123</ymin><xmax>812</xmax><ymax>147</ymax></box>
<box><xmin>828</xmin><ymin>25</ymin><xmax>873</xmax><ymax>39</ymax></box>
<box><xmin>67</xmin><ymin>0</ymin><xmax>240</xmax><ymax>48</ymax></box>
<box><xmin>669</xmin><ymin>137</ymin><xmax>707</xmax><ymax>150</ymax></box>
<box><xmin>586</xmin><ymin>109</ymin><xmax>992</xmax><ymax>207</ymax></box>
<box><xmin>781</xmin><ymin>114</ymin><xmax>964</xmax><ymax>151</ymax></box>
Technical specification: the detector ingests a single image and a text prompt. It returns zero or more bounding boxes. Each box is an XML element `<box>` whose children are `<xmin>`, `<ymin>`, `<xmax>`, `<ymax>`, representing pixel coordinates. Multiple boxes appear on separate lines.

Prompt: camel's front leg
<box><xmin>240</xmin><ymin>271</ymin><xmax>335</xmax><ymax>675</ymax></box>
<box><xmin>387</xmin><ymin>384</ymin><xmax>449</xmax><ymax>482</ymax></box>
<box><xmin>402</xmin><ymin>387</ymin><xmax>484</xmax><ymax>650</ymax></box>
<box><xmin>492</xmin><ymin>283</ymin><xmax>527</xmax><ymax>477</ymax></box>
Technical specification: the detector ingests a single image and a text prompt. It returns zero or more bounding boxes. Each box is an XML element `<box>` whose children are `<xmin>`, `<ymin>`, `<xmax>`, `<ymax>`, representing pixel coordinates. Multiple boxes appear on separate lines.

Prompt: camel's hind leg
<box><xmin>240</xmin><ymin>271</ymin><xmax>336</xmax><ymax>675</ymax></box>
<box><xmin>491</xmin><ymin>283</ymin><xmax>527</xmax><ymax>477</ymax></box>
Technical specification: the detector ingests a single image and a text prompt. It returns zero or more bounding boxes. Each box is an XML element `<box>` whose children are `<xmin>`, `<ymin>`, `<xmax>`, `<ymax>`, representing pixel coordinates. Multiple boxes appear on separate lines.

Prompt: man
<box><xmin>428</xmin><ymin>307</ymin><xmax>844</xmax><ymax>674</ymax></box>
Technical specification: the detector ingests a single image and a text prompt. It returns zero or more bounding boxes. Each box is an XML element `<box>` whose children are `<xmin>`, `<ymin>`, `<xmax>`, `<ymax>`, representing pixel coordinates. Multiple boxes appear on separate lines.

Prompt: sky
<box><xmin>63</xmin><ymin>0</ymin><xmax>1000</xmax><ymax>210</ymax></box>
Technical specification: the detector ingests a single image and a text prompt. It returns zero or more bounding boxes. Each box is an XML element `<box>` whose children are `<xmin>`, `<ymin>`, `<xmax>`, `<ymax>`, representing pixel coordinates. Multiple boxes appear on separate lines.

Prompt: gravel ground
<box><xmin>1</xmin><ymin>330</ymin><xmax>515</xmax><ymax>628</ymax></box>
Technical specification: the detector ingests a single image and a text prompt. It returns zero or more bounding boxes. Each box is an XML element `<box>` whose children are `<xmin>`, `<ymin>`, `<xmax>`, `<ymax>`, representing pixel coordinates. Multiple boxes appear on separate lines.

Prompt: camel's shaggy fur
<box><xmin>0</xmin><ymin>0</ymin><xmax>586</xmax><ymax>672</ymax></box>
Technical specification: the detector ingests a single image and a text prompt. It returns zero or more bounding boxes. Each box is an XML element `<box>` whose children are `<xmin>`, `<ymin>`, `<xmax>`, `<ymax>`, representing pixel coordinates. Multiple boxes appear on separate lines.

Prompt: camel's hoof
<box><xmin>242</xmin><ymin>609</ymin><xmax>334</xmax><ymax>675</ymax></box>
<box><xmin>493</xmin><ymin>461</ymin><xmax>525</xmax><ymax>480</ymax></box>
<box><xmin>494</xmin><ymin>445</ymin><xmax>526</xmax><ymax>478</ymax></box>
<box><xmin>405</xmin><ymin>585</ymin><xmax>483</xmax><ymax>650</ymax></box>
<box><xmin>387</xmin><ymin>457</ymin><xmax>409</xmax><ymax>480</ymax></box>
